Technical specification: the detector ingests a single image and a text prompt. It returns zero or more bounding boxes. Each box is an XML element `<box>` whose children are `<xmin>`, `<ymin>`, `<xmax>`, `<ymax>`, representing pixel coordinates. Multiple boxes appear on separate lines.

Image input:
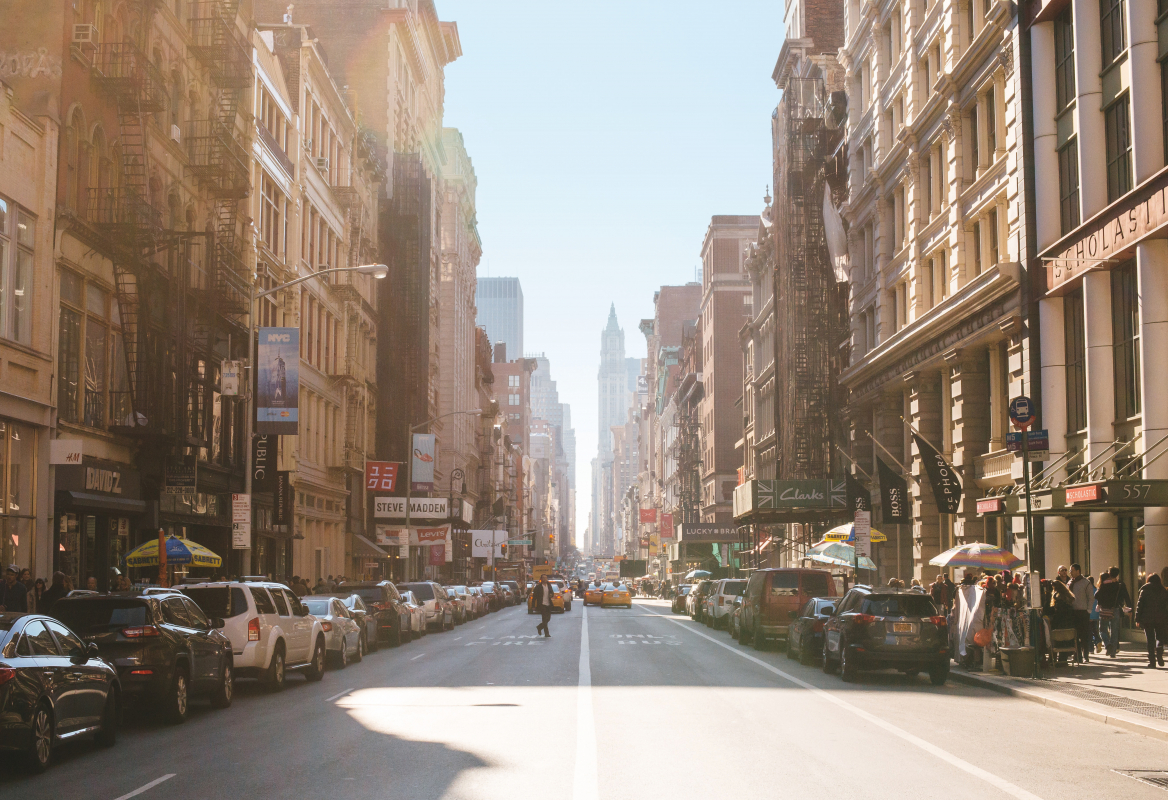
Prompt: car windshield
<box><xmin>679</xmin><ymin>585</ymin><xmax>692</xmax><ymax>595</ymax></box>
<box><xmin>53</xmin><ymin>599</ymin><xmax>149</xmax><ymax>632</ymax></box>
<box><xmin>401</xmin><ymin>592</ymin><xmax>417</xmax><ymax>604</ymax></box>
<box><xmin>304</xmin><ymin>599</ymin><xmax>332</xmax><ymax>616</ymax></box>
<box><xmin>344</xmin><ymin>587</ymin><xmax>385</xmax><ymax>604</ymax></box>
<box><xmin>181</xmin><ymin>587</ymin><xmax>247</xmax><ymax>618</ymax></box>
<box><xmin>860</xmin><ymin>596</ymin><xmax>938</xmax><ymax>617</ymax></box>
<box><xmin>403</xmin><ymin>583</ymin><xmax>435</xmax><ymax>600</ymax></box>
<box><xmin>721</xmin><ymin>580</ymin><xmax>746</xmax><ymax>596</ymax></box>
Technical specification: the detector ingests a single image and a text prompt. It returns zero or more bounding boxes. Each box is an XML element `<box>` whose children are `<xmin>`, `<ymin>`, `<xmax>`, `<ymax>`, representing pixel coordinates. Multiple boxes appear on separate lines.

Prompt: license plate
<box><xmin>892</xmin><ymin>622</ymin><xmax>913</xmax><ymax>633</ymax></box>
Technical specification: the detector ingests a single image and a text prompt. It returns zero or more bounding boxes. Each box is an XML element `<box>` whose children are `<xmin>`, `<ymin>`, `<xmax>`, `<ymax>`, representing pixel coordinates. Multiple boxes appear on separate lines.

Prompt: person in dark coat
<box><xmin>533</xmin><ymin>576</ymin><xmax>554</xmax><ymax>638</ymax></box>
<box><xmin>1137</xmin><ymin>573</ymin><xmax>1168</xmax><ymax>668</ymax></box>
<box><xmin>1</xmin><ymin>565</ymin><xmax>27</xmax><ymax>612</ymax></box>
<box><xmin>39</xmin><ymin>572</ymin><xmax>68</xmax><ymax>614</ymax></box>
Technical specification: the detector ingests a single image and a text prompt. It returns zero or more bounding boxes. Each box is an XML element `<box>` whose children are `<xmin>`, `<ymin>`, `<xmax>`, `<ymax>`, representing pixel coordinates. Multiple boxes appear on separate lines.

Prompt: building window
<box><xmin>1100</xmin><ymin>0</ymin><xmax>1127</xmax><ymax>68</ymax></box>
<box><xmin>1055</xmin><ymin>7</ymin><xmax>1076</xmax><ymax>112</ymax></box>
<box><xmin>1111</xmin><ymin>261</ymin><xmax>1141</xmax><ymax>420</ymax></box>
<box><xmin>509</xmin><ymin>393</ymin><xmax>520</xmax><ymax>406</ymax></box>
<box><xmin>969</xmin><ymin>104</ymin><xmax>980</xmax><ymax>171</ymax></box>
<box><xmin>988</xmin><ymin>208</ymin><xmax>999</xmax><ymax>266</ymax></box>
<box><xmin>1058</xmin><ymin>139</ymin><xmax>1081</xmax><ymax>234</ymax></box>
<box><xmin>985</xmin><ymin>86</ymin><xmax>997</xmax><ymax>155</ymax></box>
<box><xmin>57</xmin><ymin>269</ymin><xmax>130</xmax><ymax>429</ymax></box>
<box><xmin>259</xmin><ymin>173</ymin><xmax>285</xmax><ymax>257</ymax></box>
<box><xmin>0</xmin><ymin>197</ymin><xmax>35</xmax><ymax>345</ymax></box>
<box><xmin>972</xmin><ymin>221</ymin><xmax>982</xmax><ymax>275</ymax></box>
<box><xmin>1064</xmin><ymin>288</ymin><xmax>1087</xmax><ymax>434</ymax></box>
<box><xmin>1105</xmin><ymin>93</ymin><xmax>1133</xmax><ymax>202</ymax></box>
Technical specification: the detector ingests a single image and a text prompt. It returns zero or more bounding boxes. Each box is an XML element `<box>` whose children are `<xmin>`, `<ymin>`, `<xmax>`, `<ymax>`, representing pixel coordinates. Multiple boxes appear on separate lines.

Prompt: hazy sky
<box><xmin>440</xmin><ymin>1</ymin><xmax>783</xmax><ymax>537</ymax></box>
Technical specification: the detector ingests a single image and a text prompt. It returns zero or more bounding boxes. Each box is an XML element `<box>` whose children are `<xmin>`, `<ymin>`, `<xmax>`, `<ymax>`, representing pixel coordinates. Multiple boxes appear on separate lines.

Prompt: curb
<box><xmin>949</xmin><ymin>669</ymin><xmax>1168</xmax><ymax>742</ymax></box>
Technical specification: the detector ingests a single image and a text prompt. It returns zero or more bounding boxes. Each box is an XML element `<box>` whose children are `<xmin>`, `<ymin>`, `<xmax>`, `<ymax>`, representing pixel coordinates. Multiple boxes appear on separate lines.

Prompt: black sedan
<box><xmin>785</xmin><ymin>596</ymin><xmax>837</xmax><ymax>665</ymax></box>
<box><xmin>52</xmin><ymin>591</ymin><xmax>234</xmax><ymax>723</ymax></box>
<box><xmin>0</xmin><ymin>613</ymin><xmax>119</xmax><ymax>772</ymax></box>
<box><xmin>671</xmin><ymin>584</ymin><xmax>692</xmax><ymax>614</ymax></box>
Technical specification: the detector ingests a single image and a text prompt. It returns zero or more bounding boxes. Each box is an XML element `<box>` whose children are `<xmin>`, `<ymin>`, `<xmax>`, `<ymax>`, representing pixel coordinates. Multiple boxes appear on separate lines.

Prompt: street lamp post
<box><xmin>405</xmin><ymin>409</ymin><xmax>481</xmax><ymax>581</ymax></box>
<box><xmin>243</xmin><ymin>264</ymin><xmax>387</xmax><ymax>574</ymax></box>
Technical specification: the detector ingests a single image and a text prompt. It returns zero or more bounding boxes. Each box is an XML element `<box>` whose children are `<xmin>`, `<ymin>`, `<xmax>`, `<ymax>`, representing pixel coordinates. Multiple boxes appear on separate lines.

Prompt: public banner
<box><xmin>846</xmin><ymin>471</ymin><xmax>870</xmax><ymax>512</ymax></box>
<box><xmin>257</xmin><ymin>328</ymin><xmax>299</xmax><ymax>434</ymax></box>
<box><xmin>408</xmin><ymin>524</ymin><xmax>449</xmax><ymax>546</ymax></box>
<box><xmin>639</xmin><ymin>508</ymin><xmax>657</xmax><ymax>523</ymax></box>
<box><xmin>876</xmin><ymin>457</ymin><xmax>911</xmax><ymax>523</ymax></box>
<box><xmin>470</xmin><ymin>530</ymin><xmax>505</xmax><ymax>558</ymax></box>
<box><xmin>912</xmin><ymin>432</ymin><xmax>962</xmax><ymax>514</ymax></box>
<box><xmin>251</xmin><ymin>434</ymin><xmax>277</xmax><ymax>493</ymax></box>
<box><xmin>660</xmin><ymin>513</ymin><xmax>674</xmax><ymax>537</ymax></box>
<box><xmin>411</xmin><ymin>433</ymin><xmax>436</xmax><ymax>491</ymax></box>
<box><xmin>365</xmin><ymin>461</ymin><xmax>400</xmax><ymax>492</ymax></box>
<box><xmin>429</xmin><ymin>544</ymin><xmax>445</xmax><ymax>566</ymax></box>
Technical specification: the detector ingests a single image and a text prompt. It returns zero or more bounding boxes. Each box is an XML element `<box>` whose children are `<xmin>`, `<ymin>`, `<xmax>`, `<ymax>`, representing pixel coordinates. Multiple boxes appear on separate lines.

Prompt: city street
<box><xmin>5</xmin><ymin>600</ymin><xmax>1168</xmax><ymax>799</ymax></box>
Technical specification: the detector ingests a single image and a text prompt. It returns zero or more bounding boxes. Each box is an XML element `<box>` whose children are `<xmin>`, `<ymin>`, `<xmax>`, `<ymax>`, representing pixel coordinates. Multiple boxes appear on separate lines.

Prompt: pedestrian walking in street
<box><xmin>1048</xmin><ymin>580</ymin><xmax>1076</xmax><ymax>664</ymax></box>
<box><xmin>1095</xmin><ymin>567</ymin><xmax>1132</xmax><ymax>657</ymax></box>
<box><xmin>930</xmin><ymin>573</ymin><xmax>952</xmax><ymax>613</ymax></box>
<box><xmin>39</xmin><ymin>571</ymin><xmax>67</xmax><ymax>614</ymax></box>
<box><xmin>1069</xmin><ymin>564</ymin><xmax>1094</xmax><ymax>663</ymax></box>
<box><xmin>1056</xmin><ymin>565</ymin><xmax>1070</xmax><ymax>584</ymax></box>
<box><xmin>29</xmin><ymin>577</ymin><xmax>45</xmax><ymax>612</ymax></box>
<box><xmin>1</xmin><ymin>565</ymin><xmax>27</xmax><ymax>612</ymax></box>
<box><xmin>1137</xmin><ymin>573</ymin><xmax>1168</xmax><ymax>668</ymax></box>
<box><xmin>1088</xmin><ymin>577</ymin><xmax>1102</xmax><ymax>654</ymax></box>
<box><xmin>533</xmin><ymin>576</ymin><xmax>554</xmax><ymax>638</ymax></box>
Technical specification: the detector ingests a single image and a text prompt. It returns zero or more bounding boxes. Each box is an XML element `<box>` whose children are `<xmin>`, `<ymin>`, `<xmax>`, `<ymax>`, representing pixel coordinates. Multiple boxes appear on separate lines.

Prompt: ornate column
<box><xmin>1039</xmin><ymin>296</ymin><xmax>1071</xmax><ymax>574</ymax></box>
<box><xmin>909</xmin><ymin>370</ymin><xmax>944</xmax><ymax>581</ymax></box>
<box><xmin>947</xmin><ymin>350</ymin><xmax>990</xmax><ymax>543</ymax></box>
<box><xmin>1127</xmin><ymin>0</ymin><xmax>1164</xmax><ymax>182</ymax></box>
<box><xmin>1140</xmin><ymin>241</ymin><xmax>1168</xmax><ymax>576</ymax></box>
<box><xmin>1083</xmin><ymin>270</ymin><xmax>1119</xmax><ymax>574</ymax></box>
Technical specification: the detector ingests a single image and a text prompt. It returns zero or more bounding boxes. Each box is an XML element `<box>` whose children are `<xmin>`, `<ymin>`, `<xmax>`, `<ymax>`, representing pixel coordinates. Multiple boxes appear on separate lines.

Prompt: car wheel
<box><xmin>393</xmin><ymin>626</ymin><xmax>403</xmax><ymax>647</ymax></box>
<box><xmin>929</xmin><ymin>663</ymin><xmax>949</xmax><ymax>686</ymax></box>
<box><xmin>165</xmin><ymin>665</ymin><xmax>190</xmax><ymax>723</ymax></box>
<box><xmin>786</xmin><ymin>635</ymin><xmax>797</xmax><ymax>659</ymax></box>
<box><xmin>305</xmin><ymin>638</ymin><xmax>327</xmax><ymax>682</ymax></box>
<box><xmin>337</xmin><ymin>639</ymin><xmax>349</xmax><ymax>669</ymax></box>
<box><xmin>25</xmin><ymin>703</ymin><xmax>52</xmax><ymax>773</ymax></box>
<box><xmin>799</xmin><ymin>639</ymin><xmax>814</xmax><ymax>666</ymax></box>
<box><xmin>95</xmin><ymin>688</ymin><xmax>118</xmax><ymax>747</ymax></box>
<box><xmin>210</xmin><ymin>658</ymin><xmax>234</xmax><ymax>709</ymax></box>
<box><xmin>822</xmin><ymin>643</ymin><xmax>838</xmax><ymax>674</ymax></box>
<box><xmin>367</xmin><ymin>630</ymin><xmax>379</xmax><ymax>653</ymax></box>
<box><xmin>266</xmin><ymin>643</ymin><xmax>286</xmax><ymax>692</ymax></box>
<box><xmin>752</xmin><ymin>624</ymin><xmax>766</xmax><ymax>651</ymax></box>
<box><xmin>354</xmin><ymin>635</ymin><xmax>365</xmax><ymax>663</ymax></box>
<box><xmin>839</xmin><ymin>640</ymin><xmax>857</xmax><ymax>683</ymax></box>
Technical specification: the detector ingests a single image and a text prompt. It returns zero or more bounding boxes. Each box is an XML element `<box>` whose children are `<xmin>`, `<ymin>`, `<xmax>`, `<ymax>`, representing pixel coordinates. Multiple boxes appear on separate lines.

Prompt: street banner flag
<box><xmin>257</xmin><ymin>328</ymin><xmax>299</xmax><ymax>434</ymax></box>
<box><xmin>845</xmin><ymin>471</ymin><xmax>870</xmax><ymax>512</ymax></box>
<box><xmin>411</xmin><ymin>433</ymin><xmax>436</xmax><ymax>491</ymax></box>
<box><xmin>911</xmin><ymin>432</ymin><xmax>962</xmax><ymax>514</ymax></box>
<box><xmin>876</xmin><ymin>457</ymin><xmax>911</xmax><ymax>524</ymax></box>
<box><xmin>639</xmin><ymin>508</ymin><xmax>657</xmax><ymax>523</ymax></box>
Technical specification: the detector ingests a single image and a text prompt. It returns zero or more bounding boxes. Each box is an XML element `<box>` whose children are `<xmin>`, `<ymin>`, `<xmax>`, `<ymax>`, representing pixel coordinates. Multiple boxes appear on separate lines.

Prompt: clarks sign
<box><xmin>1044</xmin><ymin>168</ymin><xmax>1168</xmax><ymax>292</ymax></box>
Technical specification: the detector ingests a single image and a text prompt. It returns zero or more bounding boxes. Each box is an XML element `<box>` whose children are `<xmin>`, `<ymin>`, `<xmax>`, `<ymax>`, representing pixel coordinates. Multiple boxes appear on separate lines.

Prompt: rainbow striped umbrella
<box><xmin>807</xmin><ymin>540</ymin><xmax>876</xmax><ymax>570</ymax></box>
<box><xmin>929</xmin><ymin>542</ymin><xmax>1024</xmax><ymax>571</ymax></box>
<box><xmin>125</xmin><ymin>536</ymin><xmax>223</xmax><ymax>569</ymax></box>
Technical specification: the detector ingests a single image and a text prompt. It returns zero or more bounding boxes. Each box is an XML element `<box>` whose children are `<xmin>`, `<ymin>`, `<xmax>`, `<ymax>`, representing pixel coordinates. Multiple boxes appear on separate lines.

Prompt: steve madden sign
<box><xmin>373</xmin><ymin>496</ymin><xmax>449</xmax><ymax>519</ymax></box>
<box><xmin>1044</xmin><ymin>167</ymin><xmax>1168</xmax><ymax>292</ymax></box>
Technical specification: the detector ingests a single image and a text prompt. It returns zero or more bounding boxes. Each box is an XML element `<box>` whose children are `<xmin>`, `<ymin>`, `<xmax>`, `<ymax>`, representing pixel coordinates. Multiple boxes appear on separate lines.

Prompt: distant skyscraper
<box><xmin>598</xmin><ymin>304</ymin><xmax>628</xmax><ymax>457</ymax></box>
<box><xmin>476</xmin><ymin>277</ymin><xmax>523</xmax><ymax>357</ymax></box>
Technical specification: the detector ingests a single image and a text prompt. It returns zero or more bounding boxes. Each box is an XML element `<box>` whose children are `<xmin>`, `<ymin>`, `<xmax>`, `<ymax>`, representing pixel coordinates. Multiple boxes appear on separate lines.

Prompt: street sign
<box><xmin>1009</xmin><ymin>396</ymin><xmax>1035</xmax><ymax>430</ymax></box>
<box><xmin>853</xmin><ymin>510</ymin><xmax>871</xmax><ymax>559</ymax></box>
<box><xmin>1006</xmin><ymin>429</ymin><xmax>1049</xmax><ymax>461</ymax></box>
<box><xmin>231</xmin><ymin>493</ymin><xmax>251</xmax><ymax>549</ymax></box>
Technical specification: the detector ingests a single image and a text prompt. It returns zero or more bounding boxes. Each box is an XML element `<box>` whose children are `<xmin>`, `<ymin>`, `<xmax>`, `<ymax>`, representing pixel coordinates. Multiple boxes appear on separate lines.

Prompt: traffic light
<box><xmin>500</xmin><ymin>543</ymin><xmax>507</xmax><ymax>557</ymax></box>
<box><xmin>548</xmin><ymin>533</ymin><xmax>555</xmax><ymax>543</ymax></box>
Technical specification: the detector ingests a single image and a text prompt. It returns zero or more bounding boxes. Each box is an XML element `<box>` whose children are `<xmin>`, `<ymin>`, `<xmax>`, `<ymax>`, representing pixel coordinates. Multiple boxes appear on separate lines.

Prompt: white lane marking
<box><xmin>112</xmin><ymin>774</ymin><xmax>176</xmax><ymax>800</ymax></box>
<box><xmin>411</xmin><ymin>653</ymin><xmax>425</xmax><ymax>660</ymax></box>
<box><xmin>325</xmin><ymin>688</ymin><xmax>355</xmax><ymax>702</ymax></box>
<box><xmin>454</xmin><ymin>636</ymin><xmax>462</xmax><ymax>641</ymax></box>
<box><xmin>646</xmin><ymin>609</ymin><xmax>1044</xmax><ymax>800</ymax></box>
<box><xmin>573</xmin><ymin>604</ymin><xmax>599</xmax><ymax>800</ymax></box>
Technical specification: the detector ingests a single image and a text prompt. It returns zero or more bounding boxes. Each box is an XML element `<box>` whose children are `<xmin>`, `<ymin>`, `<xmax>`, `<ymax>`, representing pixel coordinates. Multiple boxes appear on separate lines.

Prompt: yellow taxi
<box><xmin>551</xmin><ymin>580</ymin><xmax>573</xmax><ymax>612</ymax></box>
<box><xmin>528</xmin><ymin>581</ymin><xmax>566</xmax><ymax>614</ymax></box>
<box><xmin>601</xmin><ymin>582</ymin><xmax>633</xmax><ymax>608</ymax></box>
<box><xmin>583</xmin><ymin>582</ymin><xmax>605</xmax><ymax>605</ymax></box>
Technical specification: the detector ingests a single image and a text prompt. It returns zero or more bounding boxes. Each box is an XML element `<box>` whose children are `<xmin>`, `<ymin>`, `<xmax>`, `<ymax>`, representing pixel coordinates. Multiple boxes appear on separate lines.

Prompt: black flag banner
<box><xmin>911</xmin><ymin>432</ymin><xmax>962</xmax><ymax>514</ymax></box>
<box><xmin>845</xmin><ymin>471</ymin><xmax>870</xmax><ymax>512</ymax></box>
<box><xmin>876</xmin><ymin>457</ymin><xmax>911</xmax><ymax>523</ymax></box>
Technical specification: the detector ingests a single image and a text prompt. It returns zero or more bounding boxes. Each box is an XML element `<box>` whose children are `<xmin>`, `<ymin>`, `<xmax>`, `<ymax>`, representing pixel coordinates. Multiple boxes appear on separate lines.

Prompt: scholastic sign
<box><xmin>1066</xmin><ymin>484</ymin><xmax>1103</xmax><ymax>504</ymax></box>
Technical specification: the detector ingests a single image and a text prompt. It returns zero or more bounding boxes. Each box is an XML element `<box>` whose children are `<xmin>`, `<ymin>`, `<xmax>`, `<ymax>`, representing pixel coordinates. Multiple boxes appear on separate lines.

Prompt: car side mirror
<box><xmin>297</xmin><ymin>606</ymin><xmax>310</xmax><ymax>617</ymax></box>
<box><xmin>822</xmin><ymin>607</ymin><xmax>835</xmax><ymax>616</ymax></box>
<box><xmin>211</xmin><ymin>617</ymin><xmax>226</xmax><ymax>629</ymax></box>
<box><xmin>86</xmin><ymin>641</ymin><xmax>100</xmax><ymax>658</ymax></box>
<box><xmin>788</xmin><ymin>610</ymin><xmax>798</xmax><ymax>620</ymax></box>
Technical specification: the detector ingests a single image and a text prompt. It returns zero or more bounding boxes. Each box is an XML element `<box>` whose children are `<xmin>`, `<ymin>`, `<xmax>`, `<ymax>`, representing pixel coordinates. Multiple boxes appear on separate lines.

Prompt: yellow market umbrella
<box><xmin>823</xmin><ymin>523</ymin><xmax>888</xmax><ymax>543</ymax></box>
<box><xmin>125</xmin><ymin>535</ymin><xmax>223</xmax><ymax>569</ymax></box>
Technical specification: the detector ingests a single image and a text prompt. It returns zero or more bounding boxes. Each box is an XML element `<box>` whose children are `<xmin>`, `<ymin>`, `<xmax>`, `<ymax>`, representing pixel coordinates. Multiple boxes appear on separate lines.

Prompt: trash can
<box><xmin>1001</xmin><ymin>647</ymin><xmax>1034</xmax><ymax>677</ymax></box>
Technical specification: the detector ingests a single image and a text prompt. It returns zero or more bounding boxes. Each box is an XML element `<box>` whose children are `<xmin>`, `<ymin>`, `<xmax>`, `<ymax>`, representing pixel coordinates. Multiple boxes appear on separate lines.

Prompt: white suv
<box><xmin>181</xmin><ymin>580</ymin><xmax>327</xmax><ymax>690</ymax></box>
<box><xmin>705</xmin><ymin>578</ymin><xmax>747</xmax><ymax>630</ymax></box>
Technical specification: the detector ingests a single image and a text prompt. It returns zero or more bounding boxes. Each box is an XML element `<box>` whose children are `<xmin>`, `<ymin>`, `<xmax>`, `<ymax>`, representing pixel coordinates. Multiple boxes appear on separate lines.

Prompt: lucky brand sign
<box><xmin>257</xmin><ymin>328</ymin><xmax>299</xmax><ymax>434</ymax></box>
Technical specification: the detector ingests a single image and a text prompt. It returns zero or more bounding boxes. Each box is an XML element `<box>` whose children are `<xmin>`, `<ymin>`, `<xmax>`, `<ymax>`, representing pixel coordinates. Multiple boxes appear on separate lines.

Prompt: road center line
<box><xmin>644</xmin><ymin>607</ymin><xmax>1043</xmax><ymax>800</ymax></box>
<box><xmin>411</xmin><ymin>653</ymin><xmax>425</xmax><ymax>660</ymax></box>
<box><xmin>112</xmin><ymin>773</ymin><xmax>176</xmax><ymax>800</ymax></box>
<box><xmin>325</xmin><ymin>688</ymin><xmax>355</xmax><ymax>702</ymax></box>
<box><xmin>573</xmin><ymin>605</ymin><xmax>599</xmax><ymax>800</ymax></box>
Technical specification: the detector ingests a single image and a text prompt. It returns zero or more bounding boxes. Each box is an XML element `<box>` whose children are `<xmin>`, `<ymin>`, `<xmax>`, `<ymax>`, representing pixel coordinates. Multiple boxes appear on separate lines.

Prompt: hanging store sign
<box><xmin>409</xmin><ymin>524</ymin><xmax>450</xmax><ymax>546</ymax></box>
<box><xmin>50</xmin><ymin>438</ymin><xmax>83</xmax><ymax>465</ymax></box>
<box><xmin>257</xmin><ymin>328</ymin><xmax>299</xmax><ymax>434</ymax></box>
<box><xmin>1065</xmin><ymin>484</ymin><xmax>1103</xmax><ymax>504</ymax></box>
<box><xmin>733</xmin><ymin>479</ymin><xmax>847</xmax><ymax>517</ymax></box>
<box><xmin>639</xmin><ymin>508</ymin><xmax>657</xmax><ymax>523</ymax></box>
<box><xmin>222</xmin><ymin>360</ymin><xmax>242</xmax><ymax>396</ymax></box>
<box><xmin>660</xmin><ymin>513</ymin><xmax>674</xmax><ymax>536</ymax></box>
<box><xmin>471</xmin><ymin>530</ymin><xmax>505</xmax><ymax>558</ymax></box>
<box><xmin>411</xmin><ymin>433</ymin><xmax>436</xmax><ymax>491</ymax></box>
<box><xmin>365</xmin><ymin>461</ymin><xmax>400</xmax><ymax>492</ymax></box>
<box><xmin>976</xmin><ymin>498</ymin><xmax>1004</xmax><ymax>514</ymax></box>
<box><xmin>373</xmin><ymin>496</ymin><xmax>449</xmax><ymax>519</ymax></box>
<box><xmin>274</xmin><ymin>471</ymin><xmax>292</xmax><ymax>525</ymax></box>
<box><xmin>252</xmin><ymin>435</ymin><xmax>278</xmax><ymax>493</ymax></box>
<box><xmin>677</xmin><ymin>523</ymin><xmax>740</xmax><ymax>543</ymax></box>
<box><xmin>56</xmin><ymin>457</ymin><xmax>141</xmax><ymax>500</ymax></box>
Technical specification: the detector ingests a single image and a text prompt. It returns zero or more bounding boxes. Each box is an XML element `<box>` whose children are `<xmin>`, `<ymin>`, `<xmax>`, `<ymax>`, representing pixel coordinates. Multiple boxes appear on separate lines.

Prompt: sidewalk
<box><xmin>951</xmin><ymin>641</ymin><xmax>1168</xmax><ymax>740</ymax></box>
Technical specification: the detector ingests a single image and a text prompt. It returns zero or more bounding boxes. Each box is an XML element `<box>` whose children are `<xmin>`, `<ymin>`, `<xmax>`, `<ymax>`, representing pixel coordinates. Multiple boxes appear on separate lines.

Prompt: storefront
<box><xmin>54</xmin><ymin>457</ymin><xmax>145</xmax><ymax>591</ymax></box>
<box><xmin>158</xmin><ymin>490</ymin><xmax>232</xmax><ymax>581</ymax></box>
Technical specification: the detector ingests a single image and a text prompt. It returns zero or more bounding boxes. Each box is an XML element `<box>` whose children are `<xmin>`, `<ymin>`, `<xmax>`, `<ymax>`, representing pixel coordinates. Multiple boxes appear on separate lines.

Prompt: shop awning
<box><xmin>55</xmin><ymin>490</ymin><xmax>146</xmax><ymax>515</ymax></box>
<box><xmin>976</xmin><ymin>480</ymin><xmax>1168</xmax><ymax>517</ymax></box>
<box><xmin>353</xmin><ymin>534</ymin><xmax>389</xmax><ymax>559</ymax></box>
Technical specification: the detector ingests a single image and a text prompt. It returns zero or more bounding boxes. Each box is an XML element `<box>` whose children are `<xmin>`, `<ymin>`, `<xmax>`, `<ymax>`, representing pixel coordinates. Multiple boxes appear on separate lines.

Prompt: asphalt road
<box><xmin>4</xmin><ymin>599</ymin><xmax>1168</xmax><ymax>799</ymax></box>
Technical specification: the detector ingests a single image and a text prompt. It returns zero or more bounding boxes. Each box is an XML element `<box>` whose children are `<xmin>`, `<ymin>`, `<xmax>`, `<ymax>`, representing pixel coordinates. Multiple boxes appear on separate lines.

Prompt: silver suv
<box><xmin>398</xmin><ymin>581</ymin><xmax>454</xmax><ymax>631</ymax></box>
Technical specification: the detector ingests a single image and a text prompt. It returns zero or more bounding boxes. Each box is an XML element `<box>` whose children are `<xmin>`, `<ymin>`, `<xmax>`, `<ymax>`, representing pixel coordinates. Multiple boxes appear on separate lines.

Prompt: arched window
<box><xmin>90</xmin><ymin>125</ymin><xmax>107</xmax><ymax>193</ymax></box>
<box><xmin>170</xmin><ymin>68</ymin><xmax>183</xmax><ymax>129</ymax></box>
<box><xmin>64</xmin><ymin>108</ymin><xmax>84</xmax><ymax>213</ymax></box>
<box><xmin>167</xmin><ymin>191</ymin><xmax>181</xmax><ymax>231</ymax></box>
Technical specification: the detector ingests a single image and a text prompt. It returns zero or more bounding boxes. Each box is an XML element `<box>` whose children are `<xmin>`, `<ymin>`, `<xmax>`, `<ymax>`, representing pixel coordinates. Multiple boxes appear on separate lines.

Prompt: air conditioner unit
<box><xmin>315</xmin><ymin>157</ymin><xmax>329</xmax><ymax>172</ymax></box>
<box><xmin>170</xmin><ymin>124</ymin><xmax>182</xmax><ymax>144</ymax></box>
<box><xmin>72</xmin><ymin>24</ymin><xmax>98</xmax><ymax>46</ymax></box>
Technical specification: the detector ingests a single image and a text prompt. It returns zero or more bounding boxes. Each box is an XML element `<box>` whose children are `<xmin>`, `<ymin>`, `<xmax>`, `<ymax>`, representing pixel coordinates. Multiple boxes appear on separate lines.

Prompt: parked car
<box><xmin>740</xmin><ymin>568</ymin><xmax>838</xmax><ymax>650</ymax></box>
<box><xmin>671</xmin><ymin>584</ymin><xmax>693</xmax><ymax>614</ymax></box>
<box><xmin>480</xmin><ymin>582</ymin><xmax>503</xmax><ymax>612</ymax></box>
<box><xmin>398</xmin><ymin>591</ymin><xmax>429</xmax><ymax>638</ymax></box>
<box><xmin>179</xmin><ymin>580</ymin><xmax>326</xmax><ymax>691</ymax></box>
<box><xmin>303</xmin><ymin>596</ymin><xmax>363</xmax><ymax>668</ymax></box>
<box><xmin>330</xmin><ymin>582</ymin><xmax>409</xmax><ymax>646</ymax></box>
<box><xmin>444</xmin><ymin>586</ymin><xmax>471</xmax><ymax>624</ymax></box>
<box><xmin>53</xmin><ymin>591</ymin><xmax>234</xmax><ymax>722</ymax></box>
<box><xmin>399</xmin><ymin>581</ymin><xmax>455</xmax><ymax>631</ymax></box>
<box><xmin>704</xmin><ymin>579</ymin><xmax>746</xmax><ymax>630</ymax></box>
<box><xmin>728</xmin><ymin>596</ymin><xmax>745</xmax><ymax>640</ymax></box>
<box><xmin>687</xmin><ymin>580</ymin><xmax>715</xmax><ymax>622</ymax></box>
<box><xmin>337</xmin><ymin>593</ymin><xmax>378</xmax><ymax>653</ymax></box>
<box><xmin>501</xmin><ymin>580</ymin><xmax>523</xmax><ymax>603</ymax></box>
<box><xmin>823</xmin><ymin>587</ymin><xmax>949</xmax><ymax>684</ymax></box>
<box><xmin>464</xmin><ymin>586</ymin><xmax>488</xmax><ymax>618</ymax></box>
<box><xmin>0</xmin><ymin>613</ymin><xmax>119</xmax><ymax>772</ymax></box>
<box><xmin>785</xmin><ymin>597</ymin><xmax>837</xmax><ymax>664</ymax></box>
